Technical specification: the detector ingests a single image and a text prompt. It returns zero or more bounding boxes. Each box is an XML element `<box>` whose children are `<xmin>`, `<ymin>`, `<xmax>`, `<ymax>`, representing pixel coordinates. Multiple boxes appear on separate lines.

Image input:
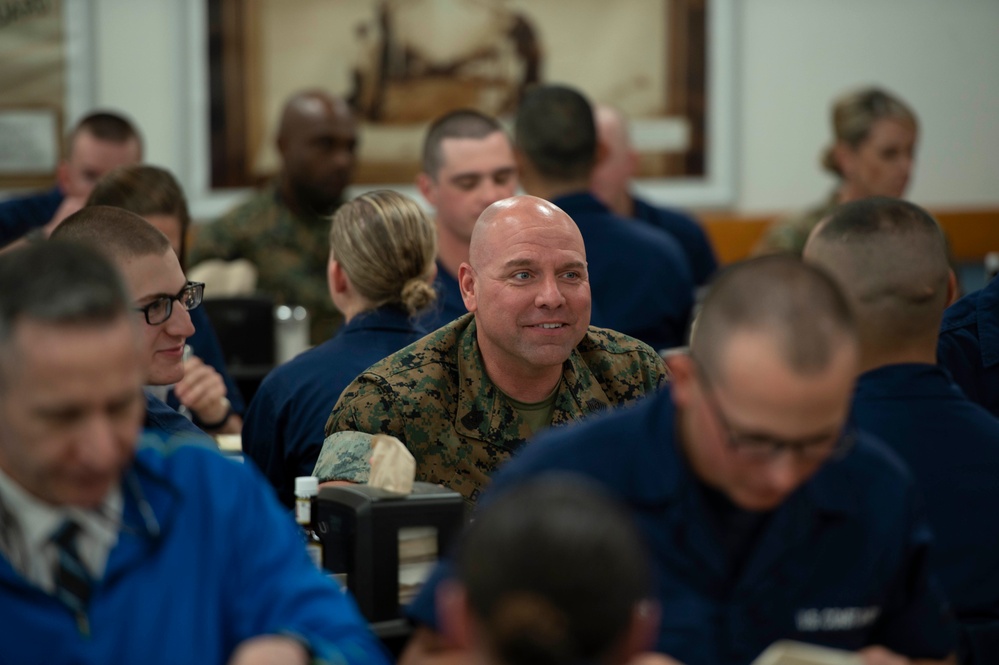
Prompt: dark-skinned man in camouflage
<box><xmin>189</xmin><ymin>90</ymin><xmax>358</xmax><ymax>344</ymax></box>
<box><xmin>313</xmin><ymin>195</ymin><xmax>667</xmax><ymax>505</ymax></box>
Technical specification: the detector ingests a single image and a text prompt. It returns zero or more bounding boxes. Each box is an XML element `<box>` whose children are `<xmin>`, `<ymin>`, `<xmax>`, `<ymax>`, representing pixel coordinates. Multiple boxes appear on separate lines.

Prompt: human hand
<box><xmin>227</xmin><ymin>635</ymin><xmax>309</xmax><ymax>665</ymax></box>
<box><xmin>174</xmin><ymin>355</ymin><xmax>229</xmax><ymax>426</ymax></box>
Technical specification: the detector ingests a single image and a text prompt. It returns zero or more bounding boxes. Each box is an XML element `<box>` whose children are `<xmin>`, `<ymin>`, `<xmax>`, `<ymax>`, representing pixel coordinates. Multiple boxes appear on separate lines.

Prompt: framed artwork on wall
<box><xmin>205</xmin><ymin>0</ymin><xmax>730</xmax><ymax>205</ymax></box>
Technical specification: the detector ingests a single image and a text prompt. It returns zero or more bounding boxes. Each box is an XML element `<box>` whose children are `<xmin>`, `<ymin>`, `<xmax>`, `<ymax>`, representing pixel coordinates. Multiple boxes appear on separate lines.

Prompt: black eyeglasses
<box><xmin>691</xmin><ymin>355</ymin><xmax>856</xmax><ymax>463</ymax></box>
<box><xmin>133</xmin><ymin>282</ymin><xmax>204</xmax><ymax>325</ymax></box>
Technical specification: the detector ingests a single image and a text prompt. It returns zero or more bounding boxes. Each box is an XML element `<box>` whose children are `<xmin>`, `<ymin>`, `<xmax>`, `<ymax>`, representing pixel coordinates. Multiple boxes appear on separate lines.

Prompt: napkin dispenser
<box><xmin>316</xmin><ymin>482</ymin><xmax>465</xmax><ymax>622</ymax></box>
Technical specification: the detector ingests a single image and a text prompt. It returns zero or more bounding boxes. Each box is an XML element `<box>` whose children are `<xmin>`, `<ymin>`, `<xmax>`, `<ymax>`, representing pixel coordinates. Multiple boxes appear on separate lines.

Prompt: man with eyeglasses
<box><xmin>805</xmin><ymin>197</ymin><xmax>999</xmax><ymax>664</ymax></box>
<box><xmin>52</xmin><ymin>206</ymin><xmax>231</xmax><ymax>440</ymax></box>
<box><xmin>403</xmin><ymin>255</ymin><xmax>957</xmax><ymax>665</ymax></box>
<box><xmin>0</xmin><ymin>240</ymin><xmax>389</xmax><ymax>664</ymax></box>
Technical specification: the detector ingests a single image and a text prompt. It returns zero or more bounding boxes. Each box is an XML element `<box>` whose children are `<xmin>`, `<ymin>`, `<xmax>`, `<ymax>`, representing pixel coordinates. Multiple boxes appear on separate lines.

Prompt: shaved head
<box><xmin>277</xmin><ymin>89</ymin><xmax>358</xmax><ymax>214</ymax></box>
<box><xmin>469</xmin><ymin>195</ymin><xmax>584</xmax><ymax>269</ymax></box>
<box><xmin>692</xmin><ymin>255</ymin><xmax>857</xmax><ymax>385</ymax></box>
<box><xmin>590</xmin><ymin>105</ymin><xmax>636</xmax><ymax>212</ymax></box>
<box><xmin>460</xmin><ymin>195</ymin><xmax>591</xmax><ymax>399</ymax></box>
<box><xmin>804</xmin><ymin>197</ymin><xmax>951</xmax><ymax>356</ymax></box>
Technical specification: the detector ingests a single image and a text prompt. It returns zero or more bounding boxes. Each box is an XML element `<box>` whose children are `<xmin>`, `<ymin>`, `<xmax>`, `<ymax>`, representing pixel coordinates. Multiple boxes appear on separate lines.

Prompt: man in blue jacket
<box><xmin>0</xmin><ymin>241</ymin><xmax>388</xmax><ymax>664</ymax></box>
<box><xmin>805</xmin><ymin>196</ymin><xmax>999</xmax><ymax>664</ymax></box>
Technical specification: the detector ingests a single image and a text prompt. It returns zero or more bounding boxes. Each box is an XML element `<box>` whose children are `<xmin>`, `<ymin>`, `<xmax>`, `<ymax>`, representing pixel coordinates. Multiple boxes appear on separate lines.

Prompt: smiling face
<box><xmin>671</xmin><ymin>331</ymin><xmax>857</xmax><ymax>511</ymax></box>
<box><xmin>0</xmin><ymin>317</ymin><xmax>144</xmax><ymax>507</ymax></box>
<box><xmin>838</xmin><ymin>118</ymin><xmax>917</xmax><ymax>201</ymax></box>
<box><xmin>459</xmin><ymin>197</ymin><xmax>591</xmax><ymax>392</ymax></box>
<box><xmin>119</xmin><ymin>249</ymin><xmax>195</xmax><ymax>385</ymax></box>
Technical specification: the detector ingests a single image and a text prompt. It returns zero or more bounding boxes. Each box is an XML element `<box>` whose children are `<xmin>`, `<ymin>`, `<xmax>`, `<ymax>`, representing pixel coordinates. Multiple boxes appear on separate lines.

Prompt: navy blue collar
<box><xmin>855</xmin><ymin>363</ymin><xmax>962</xmax><ymax>400</ymax></box>
<box><xmin>337</xmin><ymin>305</ymin><xmax>425</xmax><ymax>338</ymax></box>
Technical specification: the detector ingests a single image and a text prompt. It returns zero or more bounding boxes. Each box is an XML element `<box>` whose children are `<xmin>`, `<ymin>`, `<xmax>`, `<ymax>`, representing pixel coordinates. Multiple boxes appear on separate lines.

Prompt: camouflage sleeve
<box><xmin>317</xmin><ymin>373</ymin><xmax>405</xmax><ymax>481</ymax></box>
<box><xmin>188</xmin><ymin>214</ymin><xmax>246</xmax><ymax>267</ymax></box>
<box><xmin>312</xmin><ymin>431</ymin><xmax>374</xmax><ymax>482</ymax></box>
<box><xmin>646</xmin><ymin>350</ymin><xmax>669</xmax><ymax>391</ymax></box>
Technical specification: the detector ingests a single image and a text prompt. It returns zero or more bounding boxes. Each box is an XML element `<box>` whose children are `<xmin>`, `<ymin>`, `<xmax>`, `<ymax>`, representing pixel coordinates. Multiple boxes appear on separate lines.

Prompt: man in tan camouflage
<box><xmin>189</xmin><ymin>90</ymin><xmax>358</xmax><ymax>344</ymax></box>
<box><xmin>314</xmin><ymin>194</ymin><xmax>667</xmax><ymax>504</ymax></box>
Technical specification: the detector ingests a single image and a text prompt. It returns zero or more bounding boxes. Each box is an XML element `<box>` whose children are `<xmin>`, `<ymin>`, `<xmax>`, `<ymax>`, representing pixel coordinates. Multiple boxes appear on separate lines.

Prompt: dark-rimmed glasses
<box><xmin>133</xmin><ymin>282</ymin><xmax>204</xmax><ymax>326</ymax></box>
<box><xmin>690</xmin><ymin>354</ymin><xmax>856</xmax><ymax>463</ymax></box>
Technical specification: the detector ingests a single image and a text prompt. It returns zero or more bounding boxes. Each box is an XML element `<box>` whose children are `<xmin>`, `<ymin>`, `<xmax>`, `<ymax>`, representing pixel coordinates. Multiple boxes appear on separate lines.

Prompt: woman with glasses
<box><xmin>86</xmin><ymin>165</ymin><xmax>244</xmax><ymax>435</ymax></box>
<box><xmin>756</xmin><ymin>86</ymin><xmax>919</xmax><ymax>256</ymax></box>
<box><xmin>242</xmin><ymin>190</ymin><xmax>437</xmax><ymax>508</ymax></box>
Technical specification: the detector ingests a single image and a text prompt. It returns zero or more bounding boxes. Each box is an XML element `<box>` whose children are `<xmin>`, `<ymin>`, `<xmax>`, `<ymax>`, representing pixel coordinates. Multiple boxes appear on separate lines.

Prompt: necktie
<box><xmin>52</xmin><ymin>520</ymin><xmax>92</xmax><ymax>633</ymax></box>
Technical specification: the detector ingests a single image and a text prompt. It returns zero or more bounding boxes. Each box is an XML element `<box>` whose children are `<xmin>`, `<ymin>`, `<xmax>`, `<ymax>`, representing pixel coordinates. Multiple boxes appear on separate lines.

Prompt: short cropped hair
<box><xmin>51</xmin><ymin>205</ymin><xmax>172</xmax><ymax>265</ymax></box>
<box><xmin>807</xmin><ymin>197</ymin><xmax>949</xmax><ymax>348</ymax></box>
<box><xmin>456</xmin><ymin>476</ymin><xmax>653</xmax><ymax>665</ymax></box>
<box><xmin>68</xmin><ymin>111</ymin><xmax>143</xmax><ymax>158</ymax></box>
<box><xmin>329</xmin><ymin>190</ymin><xmax>438</xmax><ymax>316</ymax></box>
<box><xmin>514</xmin><ymin>84</ymin><xmax>597</xmax><ymax>182</ymax></box>
<box><xmin>0</xmin><ymin>241</ymin><xmax>130</xmax><ymax>387</ymax></box>
<box><xmin>86</xmin><ymin>165</ymin><xmax>191</xmax><ymax>264</ymax></box>
<box><xmin>422</xmin><ymin>109</ymin><xmax>507</xmax><ymax>178</ymax></box>
<box><xmin>691</xmin><ymin>255</ymin><xmax>857</xmax><ymax>381</ymax></box>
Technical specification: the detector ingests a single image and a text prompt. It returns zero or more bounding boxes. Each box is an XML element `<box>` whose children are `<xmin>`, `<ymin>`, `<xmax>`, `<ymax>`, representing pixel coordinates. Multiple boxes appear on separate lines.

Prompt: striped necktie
<box><xmin>52</xmin><ymin>520</ymin><xmax>92</xmax><ymax>633</ymax></box>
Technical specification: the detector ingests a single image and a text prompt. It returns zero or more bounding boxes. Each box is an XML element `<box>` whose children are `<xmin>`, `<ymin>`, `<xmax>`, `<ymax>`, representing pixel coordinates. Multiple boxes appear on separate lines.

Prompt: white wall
<box><xmin>60</xmin><ymin>0</ymin><xmax>999</xmax><ymax>217</ymax></box>
<box><xmin>738</xmin><ymin>0</ymin><xmax>999</xmax><ymax>213</ymax></box>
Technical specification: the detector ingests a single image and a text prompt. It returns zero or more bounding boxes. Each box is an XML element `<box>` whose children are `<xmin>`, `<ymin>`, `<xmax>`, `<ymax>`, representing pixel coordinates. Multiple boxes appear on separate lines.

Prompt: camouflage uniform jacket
<box><xmin>755</xmin><ymin>192</ymin><xmax>839</xmax><ymax>256</ymax></box>
<box><xmin>316</xmin><ymin>313</ymin><xmax>668</xmax><ymax>504</ymax></box>
<box><xmin>188</xmin><ymin>182</ymin><xmax>342</xmax><ymax>344</ymax></box>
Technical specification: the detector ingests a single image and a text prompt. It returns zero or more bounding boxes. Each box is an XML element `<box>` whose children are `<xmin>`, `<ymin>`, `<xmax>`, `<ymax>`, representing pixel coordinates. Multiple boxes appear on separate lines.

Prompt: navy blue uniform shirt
<box><xmin>409</xmin><ymin>387</ymin><xmax>957</xmax><ymax>665</ymax></box>
<box><xmin>553</xmin><ymin>192</ymin><xmax>694</xmax><ymax>351</ymax></box>
<box><xmin>633</xmin><ymin>195</ymin><xmax>718</xmax><ymax>287</ymax></box>
<box><xmin>938</xmin><ymin>276</ymin><xmax>999</xmax><ymax>418</ymax></box>
<box><xmin>0</xmin><ymin>186</ymin><xmax>62</xmax><ymax>247</ymax></box>
<box><xmin>852</xmin><ymin>363</ymin><xmax>999</xmax><ymax>663</ymax></box>
<box><xmin>417</xmin><ymin>260</ymin><xmax>467</xmax><ymax>332</ymax></box>
<box><xmin>243</xmin><ymin>305</ymin><xmax>427</xmax><ymax>507</ymax></box>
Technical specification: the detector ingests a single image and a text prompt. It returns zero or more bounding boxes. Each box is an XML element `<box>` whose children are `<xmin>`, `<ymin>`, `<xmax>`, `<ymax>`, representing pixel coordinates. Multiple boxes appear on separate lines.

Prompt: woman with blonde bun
<box><xmin>243</xmin><ymin>189</ymin><xmax>438</xmax><ymax>507</ymax></box>
<box><xmin>757</xmin><ymin>87</ymin><xmax>918</xmax><ymax>255</ymax></box>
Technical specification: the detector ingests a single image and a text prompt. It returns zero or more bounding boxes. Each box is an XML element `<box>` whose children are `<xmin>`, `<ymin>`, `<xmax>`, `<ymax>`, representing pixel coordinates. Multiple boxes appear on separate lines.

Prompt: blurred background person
<box><xmin>189</xmin><ymin>90</ymin><xmax>358</xmax><ymax>344</ymax></box>
<box><xmin>591</xmin><ymin>104</ymin><xmax>718</xmax><ymax>289</ymax></box>
<box><xmin>0</xmin><ymin>111</ymin><xmax>142</xmax><ymax>248</ymax></box>
<box><xmin>86</xmin><ymin>165</ymin><xmax>244</xmax><ymax>435</ymax></box>
<box><xmin>757</xmin><ymin>87</ymin><xmax>918</xmax><ymax>255</ymax></box>
<box><xmin>243</xmin><ymin>189</ymin><xmax>437</xmax><ymax>508</ymax></box>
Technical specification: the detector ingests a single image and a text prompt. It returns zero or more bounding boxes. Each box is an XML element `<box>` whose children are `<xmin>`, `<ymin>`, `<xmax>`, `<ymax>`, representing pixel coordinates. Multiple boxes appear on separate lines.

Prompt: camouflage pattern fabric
<box><xmin>755</xmin><ymin>193</ymin><xmax>839</xmax><ymax>257</ymax></box>
<box><xmin>188</xmin><ymin>183</ymin><xmax>343</xmax><ymax>344</ymax></box>
<box><xmin>317</xmin><ymin>313</ymin><xmax>668</xmax><ymax>505</ymax></box>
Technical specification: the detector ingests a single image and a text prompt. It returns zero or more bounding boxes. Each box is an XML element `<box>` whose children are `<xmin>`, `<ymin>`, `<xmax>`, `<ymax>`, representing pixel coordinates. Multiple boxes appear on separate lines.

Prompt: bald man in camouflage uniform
<box><xmin>189</xmin><ymin>90</ymin><xmax>358</xmax><ymax>343</ymax></box>
<box><xmin>314</xmin><ymin>195</ymin><xmax>667</xmax><ymax>504</ymax></box>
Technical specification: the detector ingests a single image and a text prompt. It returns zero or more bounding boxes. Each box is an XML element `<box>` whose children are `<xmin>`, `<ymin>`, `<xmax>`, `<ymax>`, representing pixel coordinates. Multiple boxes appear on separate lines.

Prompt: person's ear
<box><xmin>56</xmin><ymin>160</ymin><xmax>72</xmax><ymax>195</ymax></box>
<box><xmin>664</xmin><ymin>352</ymin><xmax>697</xmax><ymax>409</ymax></box>
<box><xmin>945</xmin><ymin>269</ymin><xmax>959</xmax><ymax>307</ymax></box>
<box><xmin>459</xmin><ymin>263</ymin><xmax>478</xmax><ymax>313</ymax></box>
<box><xmin>436</xmin><ymin>579</ymin><xmax>474</xmax><ymax>649</ymax></box>
<box><xmin>594</xmin><ymin>137</ymin><xmax>611</xmax><ymax>167</ymax></box>
<box><xmin>832</xmin><ymin>141</ymin><xmax>855</xmax><ymax>179</ymax></box>
<box><xmin>417</xmin><ymin>172</ymin><xmax>437</xmax><ymax>207</ymax></box>
<box><xmin>328</xmin><ymin>258</ymin><xmax>350</xmax><ymax>296</ymax></box>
